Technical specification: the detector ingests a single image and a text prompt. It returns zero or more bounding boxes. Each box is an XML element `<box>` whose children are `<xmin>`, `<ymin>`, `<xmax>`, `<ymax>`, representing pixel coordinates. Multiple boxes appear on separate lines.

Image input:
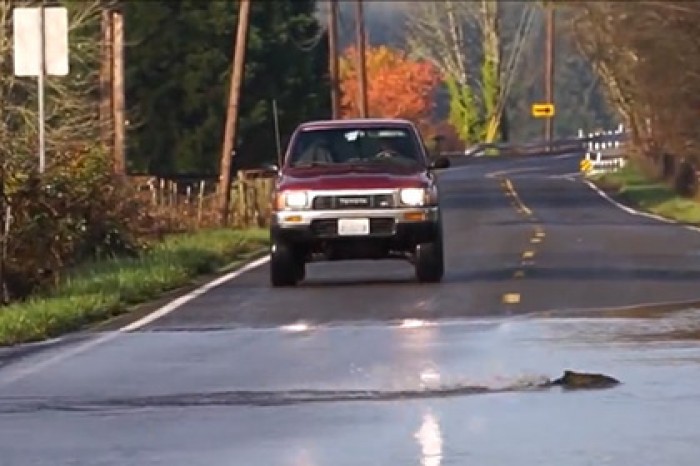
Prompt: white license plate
<box><xmin>337</xmin><ymin>218</ymin><xmax>370</xmax><ymax>236</ymax></box>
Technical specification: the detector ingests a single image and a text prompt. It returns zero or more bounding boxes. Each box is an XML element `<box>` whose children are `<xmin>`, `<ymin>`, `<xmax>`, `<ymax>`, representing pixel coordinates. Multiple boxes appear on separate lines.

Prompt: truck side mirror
<box><xmin>261</xmin><ymin>162</ymin><xmax>279</xmax><ymax>173</ymax></box>
<box><xmin>430</xmin><ymin>156</ymin><xmax>450</xmax><ymax>170</ymax></box>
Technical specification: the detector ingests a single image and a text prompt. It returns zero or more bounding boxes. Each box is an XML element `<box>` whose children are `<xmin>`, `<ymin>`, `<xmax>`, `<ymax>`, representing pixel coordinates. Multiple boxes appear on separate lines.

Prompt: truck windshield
<box><xmin>288</xmin><ymin>126</ymin><xmax>425</xmax><ymax>168</ymax></box>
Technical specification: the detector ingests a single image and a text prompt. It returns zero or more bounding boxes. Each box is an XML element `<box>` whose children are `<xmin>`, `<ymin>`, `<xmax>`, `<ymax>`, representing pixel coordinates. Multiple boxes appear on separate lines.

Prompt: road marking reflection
<box><xmin>280</xmin><ymin>321</ymin><xmax>313</xmax><ymax>333</ymax></box>
<box><xmin>400</xmin><ymin>319</ymin><xmax>432</xmax><ymax>329</ymax></box>
<box><xmin>415</xmin><ymin>411</ymin><xmax>443</xmax><ymax>466</ymax></box>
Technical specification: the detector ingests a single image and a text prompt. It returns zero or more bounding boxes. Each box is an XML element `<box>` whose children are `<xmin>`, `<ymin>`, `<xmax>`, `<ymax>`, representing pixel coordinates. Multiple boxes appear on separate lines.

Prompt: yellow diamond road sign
<box><xmin>580</xmin><ymin>158</ymin><xmax>592</xmax><ymax>172</ymax></box>
<box><xmin>531</xmin><ymin>103</ymin><xmax>555</xmax><ymax>118</ymax></box>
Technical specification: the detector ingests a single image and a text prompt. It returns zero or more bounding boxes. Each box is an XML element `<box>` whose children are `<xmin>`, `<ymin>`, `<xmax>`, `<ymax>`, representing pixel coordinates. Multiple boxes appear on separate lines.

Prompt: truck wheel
<box><xmin>270</xmin><ymin>242</ymin><xmax>299</xmax><ymax>287</ymax></box>
<box><xmin>295</xmin><ymin>260</ymin><xmax>306</xmax><ymax>282</ymax></box>
<box><xmin>415</xmin><ymin>239</ymin><xmax>444</xmax><ymax>283</ymax></box>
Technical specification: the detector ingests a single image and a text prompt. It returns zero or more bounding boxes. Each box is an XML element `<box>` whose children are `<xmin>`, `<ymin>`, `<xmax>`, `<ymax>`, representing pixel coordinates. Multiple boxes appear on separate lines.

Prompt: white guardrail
<box><xmin>578</xmin><ymin>124</ymin><xmax>627</xmax><ymax>175</ymax></box>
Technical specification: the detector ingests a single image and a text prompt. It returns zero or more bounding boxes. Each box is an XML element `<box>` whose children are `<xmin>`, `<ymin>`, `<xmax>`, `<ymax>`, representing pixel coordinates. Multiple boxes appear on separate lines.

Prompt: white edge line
<box><xmin>547</xmin><ymin>172</ymin><xmax>581</xmax><ymax>180</ymax></box>
<box><xmin>119</xmin><ymin>254</ymin><xmax>271</xmax><ymax>332</ymax></box>
<box><xmin>582</xmin><ymin>179</ymin><xmax>700</xmax><ymax>233</ymax></box>
<box><xmin>0</xmin><ymin>254</ymin><xmax>271</xmax><ymax>387</ymax></box>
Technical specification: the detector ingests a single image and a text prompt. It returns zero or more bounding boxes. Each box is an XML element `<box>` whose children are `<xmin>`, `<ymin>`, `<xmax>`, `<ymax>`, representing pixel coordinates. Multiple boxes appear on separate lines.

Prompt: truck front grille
<box><xmin>312</xmin><ymin>194</ymin><xmax>395</xmax><ymax>210</ymax></box>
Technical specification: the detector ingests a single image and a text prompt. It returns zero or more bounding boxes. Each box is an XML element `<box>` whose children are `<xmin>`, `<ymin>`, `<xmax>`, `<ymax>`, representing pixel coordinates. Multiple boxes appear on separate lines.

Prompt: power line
<box><xmin>487</xmin><ymin>2</ymin><xmax>537</xmax><ymax>138</ymax></box>
<box><xmin>499</xmin><ymin>3</ymin><xmax>537</xmax><ymax>104</ymax></box>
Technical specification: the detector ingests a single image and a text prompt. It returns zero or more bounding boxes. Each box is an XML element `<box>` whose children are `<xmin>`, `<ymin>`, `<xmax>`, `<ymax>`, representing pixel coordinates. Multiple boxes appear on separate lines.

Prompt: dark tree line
<box><xmin>123</xmin><ymin>0</ymin><xmax>330</xmax><ymax>176</ymax></box>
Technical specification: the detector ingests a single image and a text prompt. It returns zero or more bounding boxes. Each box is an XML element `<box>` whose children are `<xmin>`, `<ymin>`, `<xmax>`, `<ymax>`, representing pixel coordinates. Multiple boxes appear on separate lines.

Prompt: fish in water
<box><xmin>548</xmin><ymin>370</ymin><xmax>620</xmax><ymax>390</ymax></box>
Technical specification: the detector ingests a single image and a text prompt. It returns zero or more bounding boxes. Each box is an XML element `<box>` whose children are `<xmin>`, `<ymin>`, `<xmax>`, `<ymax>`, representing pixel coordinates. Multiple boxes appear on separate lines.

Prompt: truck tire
<box><xmin>295</xmin><ymin>260</ymin><xmax>306</xmax><ymax>282</ymax></box>
<box><xmin>270</xmin><ymin>242</ymin><xmax>299</xmax><ymax>287</ymax></box>
<box><xmin>415</xmin><ymin>239</ymin><xmax>444</xmax><ymax>283</ymax></box>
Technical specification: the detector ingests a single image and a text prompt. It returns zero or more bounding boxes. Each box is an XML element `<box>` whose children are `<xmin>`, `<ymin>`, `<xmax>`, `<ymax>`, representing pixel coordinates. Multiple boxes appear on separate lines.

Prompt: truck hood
<box><xmin>278</xmin><ymin>163</ymin><xmax>430</xmax><ymax>190</ymax></box>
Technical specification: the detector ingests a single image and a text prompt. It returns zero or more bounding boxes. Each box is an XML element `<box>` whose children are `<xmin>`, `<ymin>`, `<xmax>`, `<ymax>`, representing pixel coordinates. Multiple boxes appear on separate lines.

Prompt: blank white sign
<box><xmin>13</xmin><ymin>7</ymin><xmax>69</xmax><ymax>77</ymax></box>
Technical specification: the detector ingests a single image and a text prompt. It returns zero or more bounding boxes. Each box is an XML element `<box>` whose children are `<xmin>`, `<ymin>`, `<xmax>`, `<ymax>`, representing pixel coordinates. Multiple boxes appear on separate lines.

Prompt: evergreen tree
<box><xmin>124</xmin><ymin>0</ymin><xmax>329</xmax><ymax>176</ymax></box>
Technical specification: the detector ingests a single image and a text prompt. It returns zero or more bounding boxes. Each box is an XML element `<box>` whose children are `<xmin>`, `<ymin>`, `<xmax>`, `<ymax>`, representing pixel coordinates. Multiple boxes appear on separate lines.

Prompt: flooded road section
<box><xmin>1</xmin><ymin>309</ymin><xmax>700</xmax><ymax>466</ymax></box>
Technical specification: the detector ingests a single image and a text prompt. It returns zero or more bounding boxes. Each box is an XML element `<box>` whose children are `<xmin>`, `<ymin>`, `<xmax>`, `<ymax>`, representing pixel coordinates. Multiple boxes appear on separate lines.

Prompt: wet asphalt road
<box><xmin>2</xmin><ymin>154</ymin><xmax>700</xmax><ymax>465</ymax></box>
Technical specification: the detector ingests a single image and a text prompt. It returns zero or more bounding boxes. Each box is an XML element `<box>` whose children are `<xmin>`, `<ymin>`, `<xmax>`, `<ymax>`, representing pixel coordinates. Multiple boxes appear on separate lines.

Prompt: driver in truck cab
<box><xmin>296</xmin><ymin>138</ymin><xmax>335</xmax><ymax>165</ymax></box>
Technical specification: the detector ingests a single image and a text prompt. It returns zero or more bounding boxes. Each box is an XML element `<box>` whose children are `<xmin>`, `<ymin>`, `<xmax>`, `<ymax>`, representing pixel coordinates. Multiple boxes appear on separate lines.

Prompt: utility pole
<box><xmin>218</xmin><ymin>0</ymin><xmax>251</xmax><ymax>226</ymax></box>
<box><xmin>328</xmin><ymin>0</ymin><xmax>341</xmax><ymax>119</ymax></box>
<box><xmin>99</xmin><ymin>6</ymin><xmax>113</xmax><ymax>152</ymax></box>
<box><xmin>38</xmin><ymin>0</ymin><xmax>46</xmax><ymax>173</ymax></box>
<box><xmin>544</xmin><ymin>5</ymin><xmax>555</xmax><ymax>147</ymax></box>
<box><xmin>99</xmin><ymin>2</ymin><xmax>125</xmax><ymax>176</ymax></box>
<box><xmin>355</xmin><ymin>0</ymin><xmax>369</xmax><ymax>118</ymax></box>
<box><xmin>111</xmin><ymin>8</ymin><xmax>126</xmax><ymax>176</ymax></box>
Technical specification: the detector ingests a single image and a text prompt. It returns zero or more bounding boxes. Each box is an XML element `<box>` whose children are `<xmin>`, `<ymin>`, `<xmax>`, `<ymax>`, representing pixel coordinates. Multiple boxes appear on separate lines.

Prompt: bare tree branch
<box><xmin>404</xmin><ymin>1</ymin><xmax>478</xmax><ymax>87</ymax></box>
<box><xmin>569</xmin><ymin>1</ymin><xmax>700</xmax><ymax>168</ymax></box>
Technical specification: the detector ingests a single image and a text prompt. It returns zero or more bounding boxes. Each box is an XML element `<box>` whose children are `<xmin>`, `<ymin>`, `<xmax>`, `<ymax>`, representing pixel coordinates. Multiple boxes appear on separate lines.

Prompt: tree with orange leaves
<box><xmin>339</xmin><ymin>45</ymin><xmax>441</xmax><ymax>128</ymax></box>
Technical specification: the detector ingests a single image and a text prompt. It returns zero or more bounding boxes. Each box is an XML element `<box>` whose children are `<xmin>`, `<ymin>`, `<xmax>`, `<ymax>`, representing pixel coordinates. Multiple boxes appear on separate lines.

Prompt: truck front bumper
<box><xmin>270</xmin><ymin>206</ymin><xmax>440</xmax><ymax>244</ymax></box>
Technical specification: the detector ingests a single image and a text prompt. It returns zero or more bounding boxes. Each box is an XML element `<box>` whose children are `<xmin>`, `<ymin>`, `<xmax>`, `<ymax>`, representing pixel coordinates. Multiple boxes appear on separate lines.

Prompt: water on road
<box><xmin>2</xmin><ymin>308</ymin><xmax>700</xmax><ymax>466</ymax></box>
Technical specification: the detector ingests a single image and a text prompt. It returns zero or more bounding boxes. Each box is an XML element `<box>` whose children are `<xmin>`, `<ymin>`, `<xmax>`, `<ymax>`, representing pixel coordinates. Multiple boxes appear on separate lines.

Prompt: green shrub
<box><xmin>2</xmin><ymin>145</ymin><xmax>152</xmax><ymax>300</ymax></box>
<box><xmin>0</xmin><ymin>228</ymin><xmax>269</xmax><ymax>346</ymax></box>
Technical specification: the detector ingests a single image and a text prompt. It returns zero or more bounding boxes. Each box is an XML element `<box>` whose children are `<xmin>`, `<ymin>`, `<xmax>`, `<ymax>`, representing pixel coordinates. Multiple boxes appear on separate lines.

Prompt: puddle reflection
<box><xmin>280</xmin><ymin>321</ymin><xmax>314</xmax><ymax>333</ymax></box>
<box><xmin>415</xmin><ymin>411</ymin><xmax>443</xmax><ymax>466</ymax></box>
<box><xmin>529</xmin><ymin>309</ymin><xmax>700</xmax><ymax>347</ymax></box>
<box><xmin>290</xmin><ymin>447</ymin><xmax>317</xmax><ymax>466</ymax></box>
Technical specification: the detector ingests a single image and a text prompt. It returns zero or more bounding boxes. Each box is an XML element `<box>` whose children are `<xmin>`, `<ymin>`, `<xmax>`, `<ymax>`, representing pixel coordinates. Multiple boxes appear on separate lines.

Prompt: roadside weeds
<box><xmin>590</xmin><ymin>163</ymin><xmax>700</xmax><ymax>225</ymax></box>
<box><xmin>0</xmin><ymin>228</ymin><xmax>270</xmax><ymax>347</ymax></box>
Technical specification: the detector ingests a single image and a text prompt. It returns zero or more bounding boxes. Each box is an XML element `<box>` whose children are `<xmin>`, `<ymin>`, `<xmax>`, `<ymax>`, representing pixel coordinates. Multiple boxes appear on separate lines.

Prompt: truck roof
<box><xmin>298</xmin><ymin>118</ymin><xmax>416</xmax><ymax>131</ymax></box>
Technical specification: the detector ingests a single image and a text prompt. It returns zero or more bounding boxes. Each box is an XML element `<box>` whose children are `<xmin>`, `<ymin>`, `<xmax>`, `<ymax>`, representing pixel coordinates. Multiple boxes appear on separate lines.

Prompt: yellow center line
<box><xmin>502</xmin><ymin>293</ymin><xmax>521</xmax><ymax>304</ymax></box>
<box><xmin>522</xmin><ymin>250</ymin><xmax>535</xmax><ymax>259</ymax></box>
<box><xmin>503</xmin><ymin>178</ymin><xmax>533</xmax><ymax>216</ymax></box>
<box><xmin>530</xmin><ymin>237</ymin><xmax>542</xmax><ymax>244</ymax></box>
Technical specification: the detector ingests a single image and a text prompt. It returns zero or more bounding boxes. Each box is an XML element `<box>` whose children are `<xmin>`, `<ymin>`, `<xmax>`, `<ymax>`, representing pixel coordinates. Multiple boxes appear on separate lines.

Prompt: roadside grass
<box><xmin>0</xmin><ymin>228</ymin><xmax>270</xmax><ymax>346</ymax></box>
<box><xmin>591</xmin><ymin>163</ymin><xmax>700</xmax><ymax>225</ymax></box>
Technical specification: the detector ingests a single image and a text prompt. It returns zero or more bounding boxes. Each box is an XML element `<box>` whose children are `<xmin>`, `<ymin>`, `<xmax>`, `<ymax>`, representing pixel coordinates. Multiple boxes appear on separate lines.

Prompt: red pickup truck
<box><xmin>267</xmin><ymin>118</ymin><xmax>450</xmax><ymax>287</ymax></box>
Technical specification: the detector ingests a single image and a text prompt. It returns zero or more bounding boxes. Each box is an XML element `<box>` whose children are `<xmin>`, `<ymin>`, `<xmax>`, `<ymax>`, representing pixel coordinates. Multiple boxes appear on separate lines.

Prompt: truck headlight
<box><xmin>275</xmin><ymin>190</ymin><xmax>308</xmax><ymax>209</ymax></box>
<box><xmin>399</xmin><ymin>188</ymin><xmax>426</xmax><ymax>206</ymax></box>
